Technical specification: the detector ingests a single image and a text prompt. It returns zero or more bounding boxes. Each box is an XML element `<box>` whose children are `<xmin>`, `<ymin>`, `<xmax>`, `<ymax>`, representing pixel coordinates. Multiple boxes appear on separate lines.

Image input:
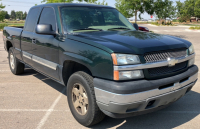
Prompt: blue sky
<box><xmin>1</xmin><ymin>0</ymin><xmax>186</xmax><ymax>19</ymax></box>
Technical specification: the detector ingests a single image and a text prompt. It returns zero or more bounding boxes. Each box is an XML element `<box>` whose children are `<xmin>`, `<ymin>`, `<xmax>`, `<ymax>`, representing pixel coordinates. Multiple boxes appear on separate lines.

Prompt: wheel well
<box><xmin>62</xmin><ymin>61</ymin><xmax>92</xmax><ymax>86</ymax></box>
<box><xmin>6</xmin><ymin>41</ymin><xmax>13</xmax><ymax>52</ymax></box>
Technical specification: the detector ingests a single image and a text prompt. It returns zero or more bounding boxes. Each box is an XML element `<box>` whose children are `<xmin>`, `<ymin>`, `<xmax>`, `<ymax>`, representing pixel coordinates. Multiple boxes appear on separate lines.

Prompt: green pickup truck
<box><xmin>3</xmin><ymin>3</ymin><xmax>198</xmax><ymax>127</ymax></box>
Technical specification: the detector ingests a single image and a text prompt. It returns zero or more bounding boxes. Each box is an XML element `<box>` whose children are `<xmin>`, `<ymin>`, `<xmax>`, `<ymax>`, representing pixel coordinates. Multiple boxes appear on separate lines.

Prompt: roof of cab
<box><xmin>34</xmin><ymin>3</ymin><xmax>114</xmax><ymax>8</ymax></box>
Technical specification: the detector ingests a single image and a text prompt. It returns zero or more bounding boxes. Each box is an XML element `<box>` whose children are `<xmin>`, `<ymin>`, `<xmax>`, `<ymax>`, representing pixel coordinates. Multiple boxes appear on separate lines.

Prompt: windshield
<box><xmin>60</xmin><ymin>6</ymin><xmax>135</xmax><ymax>33</ymax></box>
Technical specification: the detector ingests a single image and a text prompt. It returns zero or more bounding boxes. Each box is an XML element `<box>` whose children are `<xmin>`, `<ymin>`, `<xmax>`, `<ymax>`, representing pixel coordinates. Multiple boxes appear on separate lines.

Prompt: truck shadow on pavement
<box><xmin>22</xmin><ymin>67</ymin><xmax>66</xmax><ymax>96</ymax></box>
<box><xmin>22</xmin><ymin>67</ymin><xmax>200</xmax><ymax>129</ymax></box>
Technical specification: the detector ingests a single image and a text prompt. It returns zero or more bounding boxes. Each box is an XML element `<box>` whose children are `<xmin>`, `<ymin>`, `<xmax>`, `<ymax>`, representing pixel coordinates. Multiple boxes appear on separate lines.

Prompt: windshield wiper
<box><xmin>108</xmin><ymin>27</ymin><xmax>131</xmax><ymax>30</ymax></box>
<box><xmin>73</xmin><ymin>28</ymin><xmax>103</xmax><ymax>32</ymax></box>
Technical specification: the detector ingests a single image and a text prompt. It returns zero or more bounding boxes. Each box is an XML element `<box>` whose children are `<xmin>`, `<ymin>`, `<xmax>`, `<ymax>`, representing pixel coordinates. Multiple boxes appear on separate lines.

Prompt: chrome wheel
<box><xmin>10</xmin><ymin>53</ymin><xmax>15</xmax><ymax>70</ymax></box>
<box><xmin>72</xmin><ymin>83</ymin><xmax>89</xmax><ymax>115</ymax></box>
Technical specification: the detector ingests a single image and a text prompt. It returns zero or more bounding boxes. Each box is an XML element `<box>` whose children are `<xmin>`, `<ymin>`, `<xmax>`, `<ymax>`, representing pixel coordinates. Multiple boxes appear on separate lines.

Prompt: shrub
<box><xmin>0</xmin><ymin>24</ymin><xmax>8</xmax><ymax>30</ymax></box>
<box><xmin>189</xmin><ymin>26</ymin><xmax>200</xmax><ymax>30</ymax></box>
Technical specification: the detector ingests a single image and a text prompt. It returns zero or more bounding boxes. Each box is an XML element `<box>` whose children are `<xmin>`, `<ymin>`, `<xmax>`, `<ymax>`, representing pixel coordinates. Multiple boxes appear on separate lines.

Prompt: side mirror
<box><xmin>36</xmin><ymin>24</ymin><xmax>56</xmax><ymax>36</ymax></box>
<box><xmin>133</xmin><ymin>23</ymin><xmax>139</xmax><ymax>30</ymax></box>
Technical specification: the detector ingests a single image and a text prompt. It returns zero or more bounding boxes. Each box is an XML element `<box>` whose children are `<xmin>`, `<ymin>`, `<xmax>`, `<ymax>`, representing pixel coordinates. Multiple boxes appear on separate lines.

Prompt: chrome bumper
<box><xmin>95</xmin><ymin>73</ymin><xmax>198</xmax><ymax>105</ymax></box>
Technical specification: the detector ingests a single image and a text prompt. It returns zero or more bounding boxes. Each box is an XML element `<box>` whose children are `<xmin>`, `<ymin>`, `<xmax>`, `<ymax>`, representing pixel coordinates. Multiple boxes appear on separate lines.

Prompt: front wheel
<box><xmin>67</xmin><ymin>71</ymin><xmax>105</xmax><ymax>127</ymax></box>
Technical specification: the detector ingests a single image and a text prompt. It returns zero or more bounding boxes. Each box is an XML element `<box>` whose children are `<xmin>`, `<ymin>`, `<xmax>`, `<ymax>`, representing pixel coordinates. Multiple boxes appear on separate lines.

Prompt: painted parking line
<box><xmin>0</xmin><ymin>109</ymin><xmax>70</xmax><ymax>112</ymax></box>
<box><xmin>0</xmin><ymin>70</ymin><xmax>10</xmax><ymax>72</ymax></box>
<box><xmin>36</xmin><ymin>87</ymin><xmax>66</xmax><ymax>129</ymax></box>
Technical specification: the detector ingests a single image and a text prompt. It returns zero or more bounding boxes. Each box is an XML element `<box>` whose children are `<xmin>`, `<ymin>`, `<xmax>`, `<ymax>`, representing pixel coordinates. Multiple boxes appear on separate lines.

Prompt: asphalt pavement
<box><xmin>0</xmin><ymin>25</ymin><xmax>200</xmax><ymax>129</ymax></box>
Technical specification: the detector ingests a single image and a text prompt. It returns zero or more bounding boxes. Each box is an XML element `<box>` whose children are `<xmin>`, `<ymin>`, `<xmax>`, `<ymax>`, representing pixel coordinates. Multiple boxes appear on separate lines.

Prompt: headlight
<box><xmin>114</xmin><ymin>70</ymin><xmax>144</xmax><ymax>80</ymax></box>
<box><xmin>111</xmin><ymin>53</ymin><xmax>141</xmax><ymax>65</ymax></box>
<box><xmin>188</xmin><ymin>45</ymin><xmax>195</xmax><ymax>55</ymax></box>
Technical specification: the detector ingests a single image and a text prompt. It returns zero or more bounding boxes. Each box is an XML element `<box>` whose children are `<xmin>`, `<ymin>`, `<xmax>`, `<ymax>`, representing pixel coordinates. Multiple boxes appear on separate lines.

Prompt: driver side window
<box><xmin>38</xmin><ymin>7</ymin><xmax>56</xmax><ymax>31</ymax></box>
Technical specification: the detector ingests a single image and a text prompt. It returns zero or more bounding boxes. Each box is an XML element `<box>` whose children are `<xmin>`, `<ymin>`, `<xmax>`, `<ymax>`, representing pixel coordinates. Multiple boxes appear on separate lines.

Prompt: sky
<box><xmin>1</xmin><ymin>0</ymin><xmax>186</xmax><ymax>19</ymax></box>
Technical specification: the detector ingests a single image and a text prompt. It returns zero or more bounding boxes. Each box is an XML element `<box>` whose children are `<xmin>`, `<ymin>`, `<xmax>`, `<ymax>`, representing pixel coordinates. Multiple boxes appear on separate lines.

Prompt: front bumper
<box><xmin>94</xmin><ymin>65</ymin><xmax>198</xmax><ymax>118</ymax></box>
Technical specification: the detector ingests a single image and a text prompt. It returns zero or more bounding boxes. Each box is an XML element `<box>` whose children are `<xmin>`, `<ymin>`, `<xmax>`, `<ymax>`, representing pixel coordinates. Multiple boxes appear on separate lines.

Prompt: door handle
<box><xmin>32</xmin><ymin>39</ymin><xmax>36</xmax><ymax>44</ymax></box>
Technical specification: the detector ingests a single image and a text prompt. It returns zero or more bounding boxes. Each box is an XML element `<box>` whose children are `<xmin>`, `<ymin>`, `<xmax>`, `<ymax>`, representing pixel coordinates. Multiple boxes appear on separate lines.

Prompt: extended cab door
<box><xmin>31</xmin><ymin>7</ymin><xmax>60</xmax><ymax>80</ymax></box>
<box><xmin>21</xmin><ymin>7</ymin><xmax>40</xmax><ymax>66</ymax></box>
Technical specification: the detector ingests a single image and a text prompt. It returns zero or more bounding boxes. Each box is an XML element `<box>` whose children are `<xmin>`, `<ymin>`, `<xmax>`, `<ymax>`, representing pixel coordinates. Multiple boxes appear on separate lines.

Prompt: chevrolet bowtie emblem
<box><xmin>167</xmin><ymin>58</ymin><xmax>178</xmax><ymax>67</ymax></box>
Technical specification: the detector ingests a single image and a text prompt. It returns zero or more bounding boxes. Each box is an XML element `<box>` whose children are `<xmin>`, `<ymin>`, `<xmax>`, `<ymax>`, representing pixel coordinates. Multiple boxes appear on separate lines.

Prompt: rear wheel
<box><xmin>8</xmin><ymin>47</ymin><xmax>25</xmax><ymax>75</ymax></box>
<box><xmin>67</xmin><ymin>71</ymin><xmax>105</xmax><ymax>127</ymax></box>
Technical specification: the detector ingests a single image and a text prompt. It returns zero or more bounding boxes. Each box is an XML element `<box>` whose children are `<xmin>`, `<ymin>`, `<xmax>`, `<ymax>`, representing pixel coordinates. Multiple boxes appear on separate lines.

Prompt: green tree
<box><xmin>23</xmin><ymin>11</ymin><xmax>27</xmax><ymax>20</ymax></box>
<box><xmin>115</xmin><ymin>0</ymin><xmax>154</xmax><ymax>23</ymax></box>
<box><xmin>4</xmin><ymin>11</ymin><xmax>10</xmax><ymax>19</ymax></box>
<box><xmin>0</xmin><ymin>3</ymin><xmax>6</xmax><ymax>21</ymax></box>
<box><xmin>154</xmin><ymin>0</ymin><xmax>176</xmax><ymax>24</ymax></box>
<box><xmin>176</xmin><ymin>0</ymin><xmax>200</xmax><ymax>22</ymax></box>
<box><xmin>96</xmin><ymin>0</ymin><xmax>108</xmax><ymax>5</ymax></box>
<box><xmin>10</xmin><ymin>10</ymin><xmax>16</xmax><ymax>20</ymax></box>
<box><xmin>16</xmin><ymin>11</ymin><xmax>23</xmax><ymax>20</ymax></box>
<box><xmin>194</xmin><ymin>0</ymin><xmax>200</xmax><ymax>18</ymax></box>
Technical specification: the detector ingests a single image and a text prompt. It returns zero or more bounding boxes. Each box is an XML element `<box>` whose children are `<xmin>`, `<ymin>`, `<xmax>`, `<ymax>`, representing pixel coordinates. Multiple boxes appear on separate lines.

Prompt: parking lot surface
<box><xmin>0</xmin><ymin>25</ymin><xmax>200</xmax><ymax>129</ymax></box>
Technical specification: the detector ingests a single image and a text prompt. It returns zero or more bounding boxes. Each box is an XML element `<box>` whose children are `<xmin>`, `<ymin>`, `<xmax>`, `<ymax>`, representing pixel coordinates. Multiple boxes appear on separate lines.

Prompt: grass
<box><xmin>182</xmin><ymin>24</ymin><xmax>200</xmax><ymax>26</ymax></box>
<box><xmin>151</xmin><ymin>22</ymin><xmax>175</xmax><ymax>26</ymax></box>
<box><xmin>0</xmin><ymin>23</ymin><xmax>24</xmax><ymax>30</ymax></box>
<box><xmin>189</xmin><ymin>26</ymin><xmax>200</xmax><ymax>30</ymax></box>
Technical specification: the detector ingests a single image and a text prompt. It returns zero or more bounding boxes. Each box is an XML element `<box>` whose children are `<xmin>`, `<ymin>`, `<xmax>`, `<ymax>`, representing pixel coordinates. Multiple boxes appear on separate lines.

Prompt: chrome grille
<box><xmin>148</xmin><ymin>61</ymin><xmax>187</xmax><ymax>76</ymax></box>
<box><xmin>144</xmin><ymin>49</ymin><xmax>187</xmax><ymax>63</ymax></box>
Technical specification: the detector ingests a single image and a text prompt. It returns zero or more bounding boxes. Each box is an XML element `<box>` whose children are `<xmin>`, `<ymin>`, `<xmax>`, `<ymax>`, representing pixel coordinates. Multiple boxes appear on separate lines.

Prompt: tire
<box><xmin>67</xmin><ymin>71</ymin><xmax>105</xmax><ymax>127</ymax></box>
<box><xmin>8</xmin><ymin>47</ymin><xmax>25</xmax><ymax>75</ymax></box>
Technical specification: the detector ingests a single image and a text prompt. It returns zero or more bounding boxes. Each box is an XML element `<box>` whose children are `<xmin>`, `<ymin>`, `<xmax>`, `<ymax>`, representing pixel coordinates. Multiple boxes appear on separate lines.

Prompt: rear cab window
<box><xmin>24</xmin><ymin>7</ymin><xmax>40</xmax><ymax>32</ymax></box>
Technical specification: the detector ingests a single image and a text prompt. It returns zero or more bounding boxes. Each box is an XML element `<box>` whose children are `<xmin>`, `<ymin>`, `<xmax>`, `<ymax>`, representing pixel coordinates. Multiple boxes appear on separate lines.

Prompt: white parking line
<box><xmin>36</xmin><ymin>87</ymin><xmax>66</xmax><ymax>129</ymax></box>
<box><xmin>0</xmin><ymin>109</ymin><xmax>70</xmax><ymax>112</ymax></box>
<box><xmin>0</xmin><ymin>70</ymin><xmax>10</xmax><ymax>72</ymax></box>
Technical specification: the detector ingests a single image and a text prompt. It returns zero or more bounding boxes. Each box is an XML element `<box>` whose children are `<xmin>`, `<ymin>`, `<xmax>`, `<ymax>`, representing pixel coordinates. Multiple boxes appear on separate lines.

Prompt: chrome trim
<box><xmin>22</xmin><ymin>51</ymin><xmax>32</xmax><ymax>60</ymax></box>
<box><xmin>95</xmin><ymin>73</ymin><xmax>198</xmax><ymax>105</ymax></box>
<box><xmin>15</xmin><ymin>48</ymin><xmax>21</xmax><ymax>51</ymax></box>
<box><xmin>32</xmin><ymin>55</ymin><xmax>57</xmax><ymax>70</ymax></box>
<box><xmin>114</xmin><ymin>53</ymin><xmax>195</xmax><ymax>71</ymax></box>
<box><xmin>22</xmin><ymin>51</ymin><xmax>58</xmax><ymax>70</ymax></box>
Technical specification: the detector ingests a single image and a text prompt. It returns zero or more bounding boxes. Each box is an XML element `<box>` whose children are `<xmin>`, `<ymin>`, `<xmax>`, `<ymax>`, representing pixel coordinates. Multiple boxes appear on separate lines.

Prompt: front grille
<box><xmin>148</xmin><ymin>61</ymin><xmax>187</xmax><ymax>76</ymax></box>
<box><xmin>144</xmin><ymin>49</ymin><xmax>187</xmax><ymax>63</ymax></box>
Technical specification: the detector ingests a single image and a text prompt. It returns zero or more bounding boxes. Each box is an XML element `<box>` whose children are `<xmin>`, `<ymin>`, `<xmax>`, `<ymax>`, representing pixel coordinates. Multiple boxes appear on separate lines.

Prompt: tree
<box><xmin>16</xmin><ymin>11</ymin><xmax>23</xmax><ymax>20</ymax></box>
<box><xmin>194</xmin><ymin>0</ymin><xmax>200</xmax><ymax>18</ymax></box>
<box><xmin>115</xmin><ymin>0</ymin><xmax>133</xmax><ymax>18</ymax></box>
<box><xmin>23</xmin><ymin>11</ymin><xmax>27</xmax><ymax>20</ymax></box>
<box><xmin>95</xmin><ymin>0</ymin><xmax>108</xmax><ymax>5</ymax></box>
<box><xmin>115</xmin><ymin>0</ymin><xmax>154</xmax><ymax>23</ymax></box>
<box><xmin>10</xmin><ymin>10</ymin><xmax>16</xmax><ymax>20</ymax></box>
<box><xmin>0</xmin><ymin>3</ymin><xmax>6</xmax><ymax>21</ymax></box>
<box><xmin>154</xmin><ymin>0</ymin><xmax>176</xmax><ymax>24</ymax></box>
<box><xmin>4</xmin><ymin>11</ymin><xmax>10</xmax><ymax>19</ymax></box>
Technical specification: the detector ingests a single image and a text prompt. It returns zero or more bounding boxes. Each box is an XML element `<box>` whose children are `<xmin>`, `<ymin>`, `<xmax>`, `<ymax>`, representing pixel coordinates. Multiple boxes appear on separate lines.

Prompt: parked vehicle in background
<box><xmin>139</xmin><ymin>26</ymin><xmax>150</xmax><ymax>32</ymax></box>
<box><xmin>3</xmin><ymin>3</ymin><xmax>198</xmax><ymax>127</ymax></box>
<box><xmin>190</xmin><ymin>17</ymin><xmax>200</xmax><ymax>22</ymax></box>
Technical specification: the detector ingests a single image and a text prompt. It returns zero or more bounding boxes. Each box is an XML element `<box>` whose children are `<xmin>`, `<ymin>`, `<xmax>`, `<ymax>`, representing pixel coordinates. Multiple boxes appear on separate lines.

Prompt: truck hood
<box><xmin>68</xmin><ymin>30</ymin><xmax>191</xmax><ymax>54</ymax></box>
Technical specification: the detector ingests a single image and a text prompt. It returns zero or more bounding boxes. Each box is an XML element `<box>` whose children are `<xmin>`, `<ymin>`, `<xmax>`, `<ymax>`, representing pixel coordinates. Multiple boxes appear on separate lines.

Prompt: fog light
<box><xmin>114</xmin><ymin>70</ymin><xmax>144</xmax><ymax>80</ymax></box>
<box><xmin>188</xmin><ymin>58</ymin><xmax>195</xmax><ymax>67</ymax></box>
